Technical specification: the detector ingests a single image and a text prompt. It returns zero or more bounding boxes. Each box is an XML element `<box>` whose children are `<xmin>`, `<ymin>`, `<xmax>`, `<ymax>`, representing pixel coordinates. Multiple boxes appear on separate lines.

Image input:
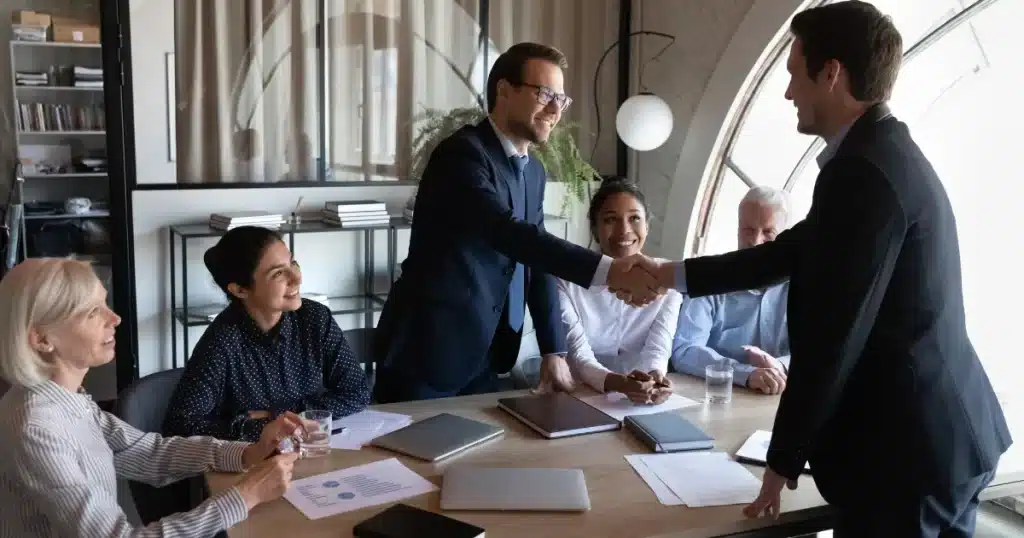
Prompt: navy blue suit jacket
<box><xmin>373</xmin><ymin>119</ymin><xmax>601</xmax><ymax>398</ymax></box>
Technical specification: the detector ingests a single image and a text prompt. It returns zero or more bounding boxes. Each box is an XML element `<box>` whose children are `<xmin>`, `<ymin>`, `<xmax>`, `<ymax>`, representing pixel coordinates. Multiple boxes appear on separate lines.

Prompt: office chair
<box><xmin>113</xmin><ymin>368</ymin><xmax>202</xmax><ymax>525</ymax></box>
<box><xmin>343</xmin><ymin>327</ymin><xmax>376</xmax><ymax>393</ymax></box>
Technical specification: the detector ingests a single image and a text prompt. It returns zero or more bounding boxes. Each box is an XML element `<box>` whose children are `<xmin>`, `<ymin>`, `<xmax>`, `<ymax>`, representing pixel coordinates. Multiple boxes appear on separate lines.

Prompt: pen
<box><xmin>331</xmin><ymin>425</ymin><xmax>346</xmax><ymax>435</ymax></box>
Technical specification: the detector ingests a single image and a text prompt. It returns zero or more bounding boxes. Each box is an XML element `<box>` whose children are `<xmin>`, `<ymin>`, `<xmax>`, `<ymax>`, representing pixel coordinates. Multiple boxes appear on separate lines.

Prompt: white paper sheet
<box><xmin>624</xmin><ymin>454</ymin><xmax>684</xmax><ymax>505</ymax></box>
<box><xmin>284</xmin><ymin>458</ymin><xmax>437</xmax><ymax>519</ymax></box>
<box><xmin>579</xmin><ymin>392</ymin><xmax>701</xmax><ymax>422</ymax></box>
<box><xmin>735</xmin><ymin>430</ymin><xmax>810</xmax><ymax>471</ymax></box>
<box><xmin>626</xmin><ymin>452</ymin><xmax>761</xmax><ymax>508</ymax></box>
<box><xmin>329</xmin><ymin>410</ymin><xmax>413</xmax><ymax>450</ymax></box>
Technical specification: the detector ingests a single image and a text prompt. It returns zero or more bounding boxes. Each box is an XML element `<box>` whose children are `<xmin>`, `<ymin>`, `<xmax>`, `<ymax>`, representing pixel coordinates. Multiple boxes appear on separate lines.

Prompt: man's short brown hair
<box><xmin>486</xmin><ymin>42</ymin><xmax>568</xmax><ymax>113</ymax></box>
<box><xmin>790</xmin><ymin>1</ymin><xmax>903</xmax><ymax>102</ymax></box>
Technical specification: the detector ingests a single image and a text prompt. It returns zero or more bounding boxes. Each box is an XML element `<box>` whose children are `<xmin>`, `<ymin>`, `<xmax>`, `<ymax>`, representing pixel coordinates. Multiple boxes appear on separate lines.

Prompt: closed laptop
<box><xmin>497</xmin><ymin>392</ymin><xmax>619</xmax><ymax>439</ymax></box>
<box><xmin>441</xmin><ymin>467</ymin><xmax>591</xmax><ymax>511</ymax></box>
<box><xmin>370</xmin><ymin>413</ymin><xmax>504</xmax><ymax>462</ymax></box>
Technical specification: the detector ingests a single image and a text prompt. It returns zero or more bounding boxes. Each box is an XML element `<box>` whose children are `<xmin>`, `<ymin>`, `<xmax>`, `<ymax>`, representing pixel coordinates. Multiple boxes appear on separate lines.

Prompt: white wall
<box><xmin>128</xmin><ymin>0</ymin><xmax>175</xmax><ymax>185</ymax></box>
<box><xmin>628</xmin><ymin>0</ymin><xmax>812</xmax><ymax>258</ymax></box>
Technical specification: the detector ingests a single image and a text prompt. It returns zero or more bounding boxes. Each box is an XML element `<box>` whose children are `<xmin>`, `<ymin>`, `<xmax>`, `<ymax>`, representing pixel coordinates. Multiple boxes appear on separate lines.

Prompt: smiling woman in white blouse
<box><xmin>0</xmin><ymin>258</ymin><xmax>302</xmax><ymax>537</ymax></box>
<box><xmin>552</xmin><ymin>178</ymin><xmax>682</xmax><ymax>403</ymax></box>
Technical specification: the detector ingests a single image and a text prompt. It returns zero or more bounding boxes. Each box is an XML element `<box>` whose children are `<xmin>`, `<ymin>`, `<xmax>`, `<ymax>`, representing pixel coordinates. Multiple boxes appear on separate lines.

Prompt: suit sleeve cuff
<box><xmin>591</xmin><ymin>255</ymin><xmax>613</xmax><ymax>287</ymax></box>
<box><xmin>766</xmin><ymin>446</ymin><xmax>807</xmax><ymax>481</ymax></box>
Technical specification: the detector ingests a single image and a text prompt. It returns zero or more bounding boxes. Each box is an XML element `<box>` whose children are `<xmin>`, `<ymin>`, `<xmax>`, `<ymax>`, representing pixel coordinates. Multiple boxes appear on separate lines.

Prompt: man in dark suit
<box><xmin>372</xmin><ymin>43</ymin><xmax>660</xmax><ymax>403</ymax></box>
<box><xmin>644</xmin><ymin>3</ymin><xmax>1011</xmax><ymax>536</ymax></box>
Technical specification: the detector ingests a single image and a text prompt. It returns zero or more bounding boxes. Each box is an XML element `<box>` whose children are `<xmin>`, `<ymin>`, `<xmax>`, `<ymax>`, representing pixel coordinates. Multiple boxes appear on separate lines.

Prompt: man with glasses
<box><xmin>372</xmin><ymin>42</ymin><xmax>660</xmax><ymax>403</ymax></box>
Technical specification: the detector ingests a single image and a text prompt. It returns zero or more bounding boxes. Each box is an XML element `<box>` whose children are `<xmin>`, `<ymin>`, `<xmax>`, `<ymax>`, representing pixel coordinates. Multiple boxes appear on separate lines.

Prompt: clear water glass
<box><xmin>705</xmin><ymin>361</ymin><xmax>734</xmax><ymax>404</ymax></box>
<box><xmin>298</xmin><ymin>409</ymin><xmax>332</xmax><ymax>458</ymax></box>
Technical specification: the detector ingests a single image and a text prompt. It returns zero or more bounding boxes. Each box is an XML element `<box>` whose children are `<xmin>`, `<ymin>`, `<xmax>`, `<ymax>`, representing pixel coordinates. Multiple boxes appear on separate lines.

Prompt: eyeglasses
<box><xmin>519</xmin><ymin>83</ymin><xmax>572</xmax><ymax>112</ymax></box>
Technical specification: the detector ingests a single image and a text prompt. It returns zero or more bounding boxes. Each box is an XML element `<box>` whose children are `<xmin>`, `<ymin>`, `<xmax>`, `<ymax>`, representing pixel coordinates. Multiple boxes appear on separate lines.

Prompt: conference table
<box><xmin>206</xmin><ymin>374</ymin><xmax>1024</xmax><ymax>538</ymax></box>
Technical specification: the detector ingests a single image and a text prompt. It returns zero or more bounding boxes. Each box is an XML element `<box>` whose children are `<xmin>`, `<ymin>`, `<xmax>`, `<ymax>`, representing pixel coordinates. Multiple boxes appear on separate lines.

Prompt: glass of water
<box><xmin>705</xmin><ymin>361</ymin><xmax>734</xmax><ymax>404</ymax></box>
<box><xmin>298</xmin><ymin>409</ymin><xmax>332</xmax><ymax>458</ymax></box>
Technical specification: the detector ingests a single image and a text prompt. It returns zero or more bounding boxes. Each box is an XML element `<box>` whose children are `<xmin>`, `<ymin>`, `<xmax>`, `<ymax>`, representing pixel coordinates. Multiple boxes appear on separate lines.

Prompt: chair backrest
<box><xmin>113</xmin><ymin>368</ymin><xmax>197</xmax><ymax>526</ymax></box>
<box><xmin>343</xmin><ymin>327</ymin><xmax>375</xmax><ymax>366</ymax></box>
<box><xmin>113</xmin><ymin>368</ymin><xmax>184</xmax><ymax>433</ymax></box>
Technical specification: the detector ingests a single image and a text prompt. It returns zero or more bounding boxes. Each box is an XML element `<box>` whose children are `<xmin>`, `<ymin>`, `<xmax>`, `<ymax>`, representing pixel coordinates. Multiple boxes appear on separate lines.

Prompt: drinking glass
<box><xmin>705</xmin><ymin>361</ymin><xmax>734</xmax><ymax>404</ymax></box>
<box><xmin>298</xmin><ymin>409</ymin><xmax>332</xmax><ymax>458</ymax></box>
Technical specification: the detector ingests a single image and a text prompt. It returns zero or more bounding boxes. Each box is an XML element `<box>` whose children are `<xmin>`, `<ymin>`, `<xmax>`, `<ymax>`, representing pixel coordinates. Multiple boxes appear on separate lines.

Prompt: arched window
<box><xmin>697</xmin><ymin>0</ymin><xmax>1022</xmax><ymax>399</ymax></box>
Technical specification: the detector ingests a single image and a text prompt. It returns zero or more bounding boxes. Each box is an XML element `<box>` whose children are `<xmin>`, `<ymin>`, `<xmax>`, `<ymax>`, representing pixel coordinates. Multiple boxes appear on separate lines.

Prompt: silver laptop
<box><xmin>370</xmin><ymin>413</ymin><xmax>504</xmax><ymax>462</ymax></box>
<box><xmin>440</xmin><ymin>467</ymin><xmax>591</xmax><ymax>511</ymax></box>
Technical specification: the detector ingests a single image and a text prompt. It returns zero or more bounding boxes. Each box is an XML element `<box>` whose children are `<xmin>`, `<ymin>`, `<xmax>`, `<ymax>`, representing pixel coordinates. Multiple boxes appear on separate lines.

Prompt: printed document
<box><xmin>579</xmin><ymin>392</ymin><xmax>700</xmax><ymax>422</ymax></box>
<box><xmin>284</xmin><ymin>458</ymin><xmax>437</xmax><ymax>519</ymax></box>
<box><xmin>330</xmin><ymin>410</ymin><xmax>413</xmax><ymax>450</ymax></box>
<box><xmin>625</xmin><ymin>452</ymin><xmax>761</xmax><ymax>507</ymax></box>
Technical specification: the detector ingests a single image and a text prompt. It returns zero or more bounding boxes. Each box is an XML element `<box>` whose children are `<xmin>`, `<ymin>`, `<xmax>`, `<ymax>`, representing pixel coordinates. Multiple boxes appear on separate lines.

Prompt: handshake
<box><xmin>607</xmin><ymin>254</ymin><xmax>674</xmax><ymax>306</ymax></box>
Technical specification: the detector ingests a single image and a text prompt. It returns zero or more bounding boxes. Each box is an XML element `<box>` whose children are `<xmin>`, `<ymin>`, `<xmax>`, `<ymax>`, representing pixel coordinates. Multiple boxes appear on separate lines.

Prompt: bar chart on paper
<box><xmin>284</xmin><ymin>458</ymin><xmax>437</xmax><ymax>519</ymax></box>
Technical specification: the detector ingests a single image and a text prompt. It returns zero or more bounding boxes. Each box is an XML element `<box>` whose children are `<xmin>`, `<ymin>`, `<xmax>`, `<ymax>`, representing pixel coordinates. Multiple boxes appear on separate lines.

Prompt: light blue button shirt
<box><xmin>670</xmin><ymin>282</ymin><xmax>791</xmax><ymax>387</ymax></box>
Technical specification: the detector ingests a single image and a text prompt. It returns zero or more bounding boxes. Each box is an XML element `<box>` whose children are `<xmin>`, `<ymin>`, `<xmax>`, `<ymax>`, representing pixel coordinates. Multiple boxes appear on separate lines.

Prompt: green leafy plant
<box><xmin>409</xmin><ymin>106</ymin><xmax>600</xmax><ymax>215</ymax></box>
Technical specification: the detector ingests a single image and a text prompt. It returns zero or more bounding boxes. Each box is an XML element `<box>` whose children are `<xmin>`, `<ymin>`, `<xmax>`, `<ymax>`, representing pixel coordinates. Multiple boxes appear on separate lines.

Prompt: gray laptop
<box><xmin>370</xmin><ymin>413</ymin><xmax>504</xmax><ymax>462</ymax></box>
<box><xmin>441</xmin><ymin>467</ymin><xmax>591</xmax><ymax>511</ymax></box>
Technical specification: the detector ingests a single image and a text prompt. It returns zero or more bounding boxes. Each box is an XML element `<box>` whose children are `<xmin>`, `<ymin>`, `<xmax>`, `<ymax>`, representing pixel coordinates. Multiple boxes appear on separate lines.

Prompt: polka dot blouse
<box><xmin>163</xmin><ymin>299</ymin><xmax>371</xmax><ymax>442</ymax></box>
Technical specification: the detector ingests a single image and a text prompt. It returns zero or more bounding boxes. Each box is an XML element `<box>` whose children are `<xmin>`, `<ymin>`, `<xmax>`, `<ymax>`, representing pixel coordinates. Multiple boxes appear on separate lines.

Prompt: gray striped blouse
<box><xmin>0</xmin><ymin>380</ymin><xmax>251</xmax><ymax>537</ymax></box>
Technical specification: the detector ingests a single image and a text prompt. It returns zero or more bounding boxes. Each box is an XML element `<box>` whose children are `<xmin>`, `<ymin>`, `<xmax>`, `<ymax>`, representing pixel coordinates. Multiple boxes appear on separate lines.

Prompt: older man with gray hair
<box><xmin>670</xmin><ymin>186</ymin><xmax>791</xmax><ymax>395</ymax></box>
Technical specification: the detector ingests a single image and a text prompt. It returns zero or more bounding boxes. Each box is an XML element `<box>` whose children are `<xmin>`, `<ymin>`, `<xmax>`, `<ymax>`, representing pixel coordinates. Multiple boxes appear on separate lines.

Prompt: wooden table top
<box><xmin>207</xmin><ymin>374</ymin><xmax>1024</xmax><ymax>538</ymax></box>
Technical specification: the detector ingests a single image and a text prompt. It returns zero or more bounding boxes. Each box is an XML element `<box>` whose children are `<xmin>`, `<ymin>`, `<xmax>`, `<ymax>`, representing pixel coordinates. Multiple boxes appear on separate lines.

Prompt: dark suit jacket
<box><xmin>684</xmin><ymin>104</ymin><xmax>1011</xmax><ymax>501</ymax></box>
<box><xmin>374</xmin><ymin>119</ymin><xmax>601</xmax><ymax>396</ymax></box>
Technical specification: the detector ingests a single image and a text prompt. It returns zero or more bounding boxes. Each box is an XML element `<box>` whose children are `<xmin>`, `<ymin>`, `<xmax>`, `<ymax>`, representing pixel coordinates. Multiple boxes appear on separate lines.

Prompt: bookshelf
<box><xmin>9</xmin><ymin>37</ymin><xmax>109</xmax><ymax>263</ymax></box>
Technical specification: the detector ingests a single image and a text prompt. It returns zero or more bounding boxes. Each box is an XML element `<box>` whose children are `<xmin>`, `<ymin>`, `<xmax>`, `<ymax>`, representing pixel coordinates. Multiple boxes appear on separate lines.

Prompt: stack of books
<box><xmin>322</xmin><ymin>200</ymin><xmax>390</xmax><ymax>228</ymax></box>
<box><xmin>209</xmin><ymin>211</ymin><xmax>284</xmax><ymax>231</ymax></box>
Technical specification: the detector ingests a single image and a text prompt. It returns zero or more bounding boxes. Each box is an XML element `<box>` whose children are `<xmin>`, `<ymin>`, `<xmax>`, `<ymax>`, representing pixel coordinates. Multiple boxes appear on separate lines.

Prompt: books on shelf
<box><xmin>15</xmin><ymin>102</ymin><xmax>105</xmax><ymax>132</ymax></box>
<box><xmin>209</xmin><ymin>211</ymin><xmax>284</xmax><ymax>231</ymax></box>
<box><xmin>322</xmin><ymin>200</ymin><xmax>390</xmax><ymax>227</ymax></box>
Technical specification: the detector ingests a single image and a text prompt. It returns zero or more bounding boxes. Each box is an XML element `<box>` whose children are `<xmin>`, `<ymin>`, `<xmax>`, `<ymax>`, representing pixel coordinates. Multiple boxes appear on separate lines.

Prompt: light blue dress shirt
<box><xmin>670</xmin><ymin>282</ymin><xmax>791</xmax><ymax>387</ymax></box>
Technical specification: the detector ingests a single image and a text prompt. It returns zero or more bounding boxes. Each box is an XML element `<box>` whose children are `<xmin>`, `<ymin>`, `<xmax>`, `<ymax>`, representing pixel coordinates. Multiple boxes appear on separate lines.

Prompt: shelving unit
<box><xmin>167</xmin><ymin>214</ymin><xmax>571</xmax><ymax>367</ymax></box>
<box><xmin>9</xmin><ymin>36</ymin><xmax>108</xmax><ymax>261</ymax></box>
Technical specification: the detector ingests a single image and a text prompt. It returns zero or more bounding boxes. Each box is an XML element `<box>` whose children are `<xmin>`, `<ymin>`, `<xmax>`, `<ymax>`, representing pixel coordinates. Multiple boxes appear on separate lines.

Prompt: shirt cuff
<box><xmin>776</xmin><ymin>354</ymin><xmax>791</xmax><ymax>372</ymax></box>
<box><xmin>216</xmin><ymin>488</ymin><xmax>251</xmax><ymax>529</ymax></box>
<box><xmin>731</xmin><ymin>363</ymin><xmax>757</xmax><ymax>387</ymax></box>
<box><xmin>216</xmin><ymin>441</ymin><xmax>251</xmax><ymax>473</ymax></box>
<box><xmin>591</xmin><ymin>255</ymin><xmax>613</xmax><ymax>287</ymax></box>
<box><xmin>674</xmin><ymin>262</ymin><xmax>687</xmax><ymax>293</ymax></box>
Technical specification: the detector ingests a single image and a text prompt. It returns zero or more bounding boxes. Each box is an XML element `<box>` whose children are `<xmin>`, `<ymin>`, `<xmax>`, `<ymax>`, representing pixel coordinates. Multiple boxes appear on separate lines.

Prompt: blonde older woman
<box><xmin>0</xmin><ymin>258</ymin><xmax>301</xmax><ymax>537</ymax></box>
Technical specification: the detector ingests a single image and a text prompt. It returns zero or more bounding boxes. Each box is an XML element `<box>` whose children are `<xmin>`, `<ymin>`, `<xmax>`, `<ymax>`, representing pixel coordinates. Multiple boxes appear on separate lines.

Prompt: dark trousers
<box><xmin>373</xmin><ymin>308</ymin><xmax>522</xmax><ymax>403</ymax></box>
<box><xmin>372</xmin><ymin>364</ymin><xmax>499</xmax><ymax>403</ymax></box>
<box><xmin>832</xmin><ymin>471</ymin><xmax>994</xmax><ymax>538</ymax></box>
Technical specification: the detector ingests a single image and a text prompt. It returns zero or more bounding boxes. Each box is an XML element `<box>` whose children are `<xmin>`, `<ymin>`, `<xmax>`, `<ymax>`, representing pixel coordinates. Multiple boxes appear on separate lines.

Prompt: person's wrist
<box><xmin>604</xmin><ymin>373</ymin><xmax>624</xmax><ymax>393</ymax></box>
<box><xmin>241</xmin><ymin>443</ymin><xmax>266</xmax><ymax>469</ymax></box>
<box><xmin>235</xmin><ymin>483</ymin><xmax>261</xmax><ymax>511</ymax></box>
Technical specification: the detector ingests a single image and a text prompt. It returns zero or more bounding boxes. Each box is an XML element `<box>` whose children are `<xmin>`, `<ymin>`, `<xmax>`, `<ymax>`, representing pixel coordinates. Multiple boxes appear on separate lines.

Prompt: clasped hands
<box><xmin>607</xmin><ymin>254</ymin><xmax>673</xmax><ymax>307</ymax></box>
<box><xmin>534</xmin><ymin>355</ymin><xmax>673</xmax><ymax>405</ymax></box>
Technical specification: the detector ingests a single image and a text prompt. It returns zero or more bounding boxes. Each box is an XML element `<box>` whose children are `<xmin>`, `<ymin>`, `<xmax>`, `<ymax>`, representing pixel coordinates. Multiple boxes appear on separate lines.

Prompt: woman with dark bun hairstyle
<box><xmin>164</xmin><ymin>226</ymin><xmax>370</xmax><ymax>442</ymax></box>
<box><xmin>540</xmin><ymin>177</ymin><xmax>682</xmax><ymax>404</ymax></box>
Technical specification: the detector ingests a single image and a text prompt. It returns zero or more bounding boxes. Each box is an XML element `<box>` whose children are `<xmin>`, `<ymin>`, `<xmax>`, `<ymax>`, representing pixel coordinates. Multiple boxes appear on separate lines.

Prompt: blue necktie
<box><xmin>507</xmin><ymin>155</ymin><xmax>528</xmax><ymax>332</ymax></box>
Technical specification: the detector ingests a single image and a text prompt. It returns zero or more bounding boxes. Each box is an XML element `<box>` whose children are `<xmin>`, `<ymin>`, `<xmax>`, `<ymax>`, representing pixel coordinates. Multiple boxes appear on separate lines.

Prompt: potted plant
<box><xmin>408</xmin><ymin>106</ymin><xmax>600</xmax><ymax>216</ymax></box>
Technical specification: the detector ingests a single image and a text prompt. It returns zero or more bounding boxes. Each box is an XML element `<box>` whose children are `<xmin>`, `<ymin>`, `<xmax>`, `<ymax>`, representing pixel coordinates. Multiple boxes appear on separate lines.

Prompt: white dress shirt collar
<box><xmin>487</xmin><ymin>116</ymin><xmax>528</xmax><ymax>159</ymax></box>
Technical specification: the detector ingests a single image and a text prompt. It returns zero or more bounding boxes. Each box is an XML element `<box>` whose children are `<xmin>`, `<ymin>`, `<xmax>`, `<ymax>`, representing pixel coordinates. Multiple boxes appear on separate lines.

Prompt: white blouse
<box><xmin>558</xmin><ymin>263</ymin><xmax>683</xmax><ymax>391</ymax></box>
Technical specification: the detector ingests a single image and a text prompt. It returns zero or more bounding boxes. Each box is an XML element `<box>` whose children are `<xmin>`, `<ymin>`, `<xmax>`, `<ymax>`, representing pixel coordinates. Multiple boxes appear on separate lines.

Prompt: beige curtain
<box><xmin>173</xmin><ymin>0</ymin><xmax>620</xmax><ymax>183</ymax></box>
<box><xmin>176</xmin><ymin>0</ymin><xmax>319</xmax><ymax>184</ymax></box>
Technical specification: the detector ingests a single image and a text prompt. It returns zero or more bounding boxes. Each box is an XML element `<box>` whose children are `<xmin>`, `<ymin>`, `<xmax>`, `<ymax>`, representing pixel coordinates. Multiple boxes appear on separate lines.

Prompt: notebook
<box><xmin>624</xmin><ymin>412</ymin><xmax>715</xmax><ymax>453</ymax></box>
<box><xmin>496</xmin><ymin>392</ymin><xmax>620</xmax><ymax>439</ymax></box>
<box><xmin>353</xmin><ymin>503</ymin><xmax>484</xmax><ymax>538</ymax></box>
<box><xmin>441</xmin><ymin>467</ymin><xmax>591</xmax><ymax>512</ymax></box>
<box><xmin>734</xmin><ymin>430</ymin><xmax>812</xmax><ymax>473</ymax></box>
<box><xmin>370</xmin><ymin>413</ymin><xmax>504</xmax><ymax>462</ymax></box>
